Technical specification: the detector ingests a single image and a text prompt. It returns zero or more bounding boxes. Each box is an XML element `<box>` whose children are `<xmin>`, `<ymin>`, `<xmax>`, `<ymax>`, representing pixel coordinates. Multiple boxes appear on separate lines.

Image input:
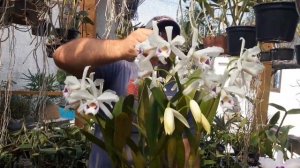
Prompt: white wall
<box><xmin>0</xmin><ymin>26</ymin><xmax>58</xmax><ymax>90</ymax></box>
<box><xmin>269</xmin><ymin>69</ymin><xmax>300</xmax><ymax>136</ymax></box>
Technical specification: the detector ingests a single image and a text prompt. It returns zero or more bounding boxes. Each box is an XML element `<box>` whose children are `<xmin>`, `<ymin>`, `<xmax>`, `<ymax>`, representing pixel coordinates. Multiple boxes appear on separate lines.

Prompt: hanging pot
<box><xmin>11</xmin><ymin>0</ymin><xmax>38</xmax><ymax>25</ymax></box>
<box><xmin>0</xmin><ymin>0</ymin><xmax>13</xmax><ymax>25</ymax></box>
<box><xmin>259</xmin><ymin>51</ymin><xmax>272</xmax><ymax>62</ymax></box>
<box><xmin>202</xmin><ymin>35</ymin><xmax>227</xmax><ymax>54</ymax></box>
<box><xmin>254</xmin><ymin>2</ymin><xmax>299</xmax><ymax>42</ymax></box>
<box><xmin>295</xmin><ymin>45</ymin><xmax>300</xmax><ymax>64</ymax></box>
<box><xmin>54</xmin><ymin>28</ymin><xmax>80</xmax><ymax>42</ymax></box>
<box><xmin>31</xmin><ymin>19</ymin><xmax>50</xmax><ymax>36</ymax></box>
<box><xmin>271</xmin><ymin>48</ymin><xmax>294</xmax><ymax>61</ymax></box>
<box><xmin>226</xmin><ymin>26</ymin><xmax>257</xmax><ymax>56</ymax></box>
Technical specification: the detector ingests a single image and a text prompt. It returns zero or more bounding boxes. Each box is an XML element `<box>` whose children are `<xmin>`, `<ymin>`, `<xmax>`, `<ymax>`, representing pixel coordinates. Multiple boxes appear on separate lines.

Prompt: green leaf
<box><xmin>122</xmin><ymin>94</ymin><xmax>135</xmax><ymax>114</ymax></box>
<box><xmin>268</xmin><ymin>111</ymin><xmax>280</xmax><ymax>125</ymax></box>
<box><xmin>175</xmin><ymin>137</ymin><xmax>185</xmax><ymax>168</ymax></box>
<box><xmin>269</xmin><ymin>103</ymin><xmax>287</xmax><ymax>112</ymax></box>
<box><xmin>203</xmin><ymin>160</ymin><xmax>216</xmax><ymax>165</ymax></box>
<box><xmin>137</xmin><ymin>80</ymin><xmax>150</xmax><ymax>133</ymax></box>
<box><xmin>127</xmin><ymin>139</ymin><xmax>146</xmax><ymax>168</ymax></box>
<box><xmin>287</xmin><ymin>109</ymin><xmax>300</xmax><ymax>115</ymax></box>
<box><xmin>39</xmin><ymin>148</ymin><xmax>57</xmax><ymax>154</ymax></box>
<box><xmin>167</xmin><ymin>136</ymin><xmax>177</xmax><ymax>168</ymax></box>
<box><xmin>18</xmin><ymin>144</ymin><xmax>32</xmax><ymax>150</ymax></box>
<box><xmin>113</xmin><ymin>112</ymin><xmax>132</xmax><ymax>150</ymax></box>
<box><xmin>112</xmin><ymin>96</ymin><xmax>124</xmax><ymax>116</ymax></box>
<box><xmin>151</xmin><ymin>87</ymin><xmax>168</xmax><ymax>109</ymax></box>
<box><xmin>80</xmin><ymin>129</ymin><xmax>106</xmax><ymax>151</ymax></box>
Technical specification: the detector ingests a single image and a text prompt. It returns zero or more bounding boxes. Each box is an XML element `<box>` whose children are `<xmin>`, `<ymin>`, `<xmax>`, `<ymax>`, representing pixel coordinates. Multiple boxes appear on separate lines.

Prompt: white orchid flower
<box><xmin>135</xmin><ymin>53</ymin><xmax>154</xmax><ymax>78</ymax></box>
<box><xmin>220</xmin><ymin>90</ymin><xmax>235</xmax><ymax>110</ymax></box>
<box><xmin>164</xmin><ymin>107</ymin><xmax>190</xmax><ymax>135</ymax></box>
<box><xmin>148</xmin><ymin>21</ymin><xmax>185</xmax><ymax>64</ymax></box>
<box><xmin>149</xmin><ymin>68</ymin><xmax>165</xmax><ymax>89</ymax></box>
<box><xmin>189</xmin><ymin>100</ymin><xmax>211</xmax><ymax>134</ymax></box>
<box><xmin>228</xmin><ymin>38</ymin><xmax>263</xmax><ymax>90</ymax></box>
<box><xmin>259</xmin><ymin>150</ymin><xmax>300</xmax><ymax>168</ymax></box>
<box><xmin>76</xmin><ymin>77</ymin><xmax>119</xmax><ymax>118</ymax></box>
<box><xmin>63</xmin><ymin>66</ymin><xmax>91</xmax><ymax>104</ymax></box>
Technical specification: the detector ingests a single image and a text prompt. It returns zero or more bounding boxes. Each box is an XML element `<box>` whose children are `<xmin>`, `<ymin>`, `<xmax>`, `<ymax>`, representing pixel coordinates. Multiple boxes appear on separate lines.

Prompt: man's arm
<box><xmin>53</xmin><ymin>28</ymin><xmax>152</xmax><ymax>76</ymax></box>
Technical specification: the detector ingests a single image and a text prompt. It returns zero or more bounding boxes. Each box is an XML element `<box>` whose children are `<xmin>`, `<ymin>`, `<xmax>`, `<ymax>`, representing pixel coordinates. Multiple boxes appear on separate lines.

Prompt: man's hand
<box><xmin>121</xmin><ymin>28</ymin><xmax>153</xmax><ymax>61</ymax></box>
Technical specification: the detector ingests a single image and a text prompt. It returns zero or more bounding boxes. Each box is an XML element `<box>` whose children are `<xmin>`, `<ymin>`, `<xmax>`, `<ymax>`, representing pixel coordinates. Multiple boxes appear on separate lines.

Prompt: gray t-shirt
<box><xmin>88</xmin><ymin>60</ymin><xmax>136</xmax><ymax>168</ymax></box>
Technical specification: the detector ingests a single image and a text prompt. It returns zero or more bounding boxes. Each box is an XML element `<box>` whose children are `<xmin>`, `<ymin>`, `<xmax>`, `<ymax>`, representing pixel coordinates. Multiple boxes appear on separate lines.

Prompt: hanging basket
<box><xmin>54</xmin><ymin>28</ymin><xmax>80</xmax><ymax>43</ymax></box>
<box><xmin>11</xmin><ymin>0</ymin><xmax>39</xmax><ymax>25</ymax></box>
<box><xmin>202</xmin><ymin>35</ymin><xmax>228</xmax><ymax>54</ymax></box>
<box><xmin>226</xmin><ymin>26</ymin><xmax>257</xmax><ymax>56</ymax></box>
<box><xmin>0</xmin><ymin>0</ymin><xmax>13</xmax><ymax>25</ymax></box>
<box><xmin>254</xmin><ymin>2</ymin><xmax>299</xmax><ymax>42</ymax></box>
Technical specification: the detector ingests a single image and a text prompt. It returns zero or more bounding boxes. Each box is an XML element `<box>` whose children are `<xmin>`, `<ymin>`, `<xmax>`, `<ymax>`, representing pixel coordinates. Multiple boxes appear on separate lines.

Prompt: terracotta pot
<box><xmin>203</xmin><ymin>35</ymin><xmax>227</xmax><ymax>54</ymax></box>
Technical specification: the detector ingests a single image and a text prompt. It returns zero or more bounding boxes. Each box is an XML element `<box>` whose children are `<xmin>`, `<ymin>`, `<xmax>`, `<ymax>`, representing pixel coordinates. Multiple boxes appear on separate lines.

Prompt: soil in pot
<box><xmin>226</xmin><ymin>26</ymin><xmax>257</xmax><ymax>56</ymax></box>
<box><xmin>271</xmin><ymin>48</ymin><xmax>294</xmax><ymax>61</ymax></box>
<box><xmin>203</xmin><ymin>35</ymin><xmax>227</xmax><ymax>54</ymax></box>
<box><xmin>254</xmin><ymin>2</ymin><xmax>299</xmax><ymax>42</ymax></box>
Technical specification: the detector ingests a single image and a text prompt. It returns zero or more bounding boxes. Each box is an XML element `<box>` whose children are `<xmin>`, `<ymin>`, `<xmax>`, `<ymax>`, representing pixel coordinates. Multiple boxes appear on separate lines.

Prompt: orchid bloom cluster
<box><xmin>63</xmin><ymin>66</ymin><xmax>119</xmax><ymax>118</ymax></box>
<box><xmin>135</xmin><ymin>21</ymin><xmax>264</xmax><ymax>135</ymax></box>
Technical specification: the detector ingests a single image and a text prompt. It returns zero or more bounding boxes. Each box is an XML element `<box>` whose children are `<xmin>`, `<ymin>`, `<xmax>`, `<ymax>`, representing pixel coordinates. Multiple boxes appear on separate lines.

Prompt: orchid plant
<box><xmin>63</xmin><ymin>21</ymin><xmax>265</xmax><ymax>167</ymax></box>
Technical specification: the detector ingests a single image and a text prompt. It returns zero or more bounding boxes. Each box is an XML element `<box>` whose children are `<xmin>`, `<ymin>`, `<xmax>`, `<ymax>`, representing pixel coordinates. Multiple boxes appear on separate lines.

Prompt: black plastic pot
<box><xmin>254</xmin><ymin>2</ymin><xmax>299</xmax><ymax>42</ymax></box>
<box><xmin>31</xmin><ymin>20</ymin><xmax>50</xmax><ymax>36</ymax></box>
<box><xmin>271</xmin><ymin>48</ymin><xmax>294</xmax><ymax>61</ymax></box>
<box><xmin>226</xmin><ymin>26</ymin><xmax>257</xmax><ymax>56</ymax></box>
<box><xmin>259</xmin><ymin>51</ymin><xmax>272</xmax><ymax>62</ymax></box>
<box><xmin>295</xmin><ymin>45</ymin><xmax>300</xmax><ymax>64</ymax></box>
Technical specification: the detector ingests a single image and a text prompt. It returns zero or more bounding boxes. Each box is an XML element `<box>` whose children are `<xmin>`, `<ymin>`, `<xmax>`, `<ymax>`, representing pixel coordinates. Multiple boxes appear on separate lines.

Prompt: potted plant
<box><xmin>200</xmin><ymin>1</ymin><xmax>228</xmax><ymax>54</ymax></box>
<box><xmin>51</xmin><ymin>0</ymin><xmax>94</xmax><ymax>42</ymax></box>
<box><xmin>223</xmin><ymin>0</ymin><xmax>257</xmax><ymax>56</ymax></box>
<box><xmin>199</xmin><ymin>0</ymin><xmax>257</xmax><ymax>56</ymax></box>
<box><xmin>254</xmin><ymin>1</ymin><xmax>299</xmax><ymax>42</ymax></box>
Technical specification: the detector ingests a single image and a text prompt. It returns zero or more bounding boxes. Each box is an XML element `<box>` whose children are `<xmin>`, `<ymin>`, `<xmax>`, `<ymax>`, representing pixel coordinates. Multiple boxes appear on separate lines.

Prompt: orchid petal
<box><xmin>164</xmin><ymin>107</ymin><xmax>175</xmax><ymax>135</ymax></box>
<box><xmin>171</xmin><ymin>36</ymin><xmax>185</xmax><ymax>46</ymax></box>
<box><xmin>193</xmin><ymin>47</ymin><xmax>224</xmax><ymax>57</ymax></box>
<box><xmin>97</xmin><ymin>91</ymin><xmax>119</xmax><ymax>102</ymax></box>
<box><xmin>190</xmin><ymin>100</ymin><xmax>202</xmax><ymax>123</ymax></box>
<box><xmin>200</xmin><ymin>113</ymin><xmax>211</xmax><ymax>134</ymax></box>
<box><xmin>165</xmin><ymin>26</ymin><xmax>173</xmax><ymax>43</ymax></box>
<box><xmin>99</xmin><ymin>102</ymin><xmax>113</xmax><ymax>119</ymax></box>
<box><xmin>83</xmin><ymin>100</ymin><xmax>100</xmax><ymax>115</ymax></box>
